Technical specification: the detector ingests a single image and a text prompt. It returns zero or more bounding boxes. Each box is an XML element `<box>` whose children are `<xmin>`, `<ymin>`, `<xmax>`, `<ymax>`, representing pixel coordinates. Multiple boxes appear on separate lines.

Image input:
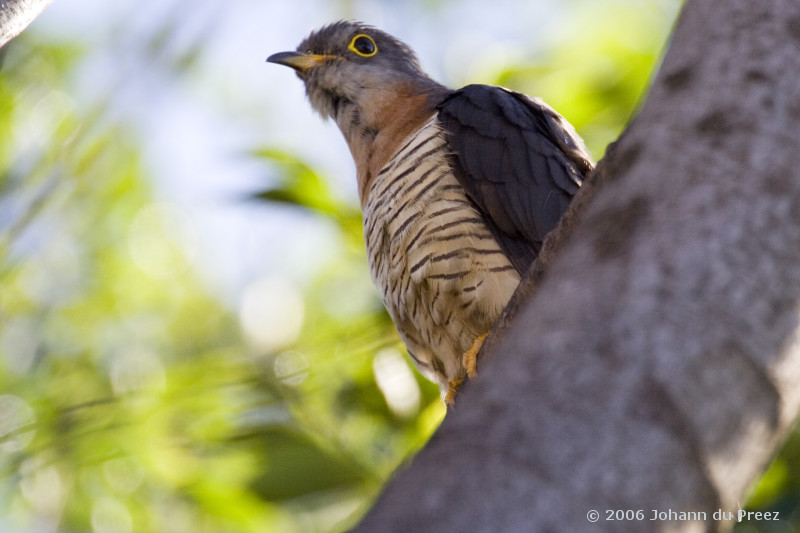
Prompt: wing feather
<box><xmin>437</xmin><ymin>84</ymin><xmax>593</xmax><ymax>274</ymax></box>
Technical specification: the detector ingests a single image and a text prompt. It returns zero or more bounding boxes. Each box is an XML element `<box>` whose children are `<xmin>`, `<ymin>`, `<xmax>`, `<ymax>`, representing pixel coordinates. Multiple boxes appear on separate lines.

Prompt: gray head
<box><xmin>267</xmin><ymin>21</ymin><xmax>447</xmax><ymax>122</ymax></box>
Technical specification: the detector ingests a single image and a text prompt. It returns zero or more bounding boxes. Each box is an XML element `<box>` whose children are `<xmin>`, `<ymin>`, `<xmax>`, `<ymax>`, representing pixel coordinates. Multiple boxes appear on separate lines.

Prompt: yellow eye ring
<box><xmin>348</xmin><ymin>34</ymin><xmax>378</xmax><ymax>57</ymax></box>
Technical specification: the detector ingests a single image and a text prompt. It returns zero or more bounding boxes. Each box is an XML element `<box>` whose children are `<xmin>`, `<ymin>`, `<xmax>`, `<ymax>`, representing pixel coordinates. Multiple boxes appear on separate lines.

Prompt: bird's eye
<box><xmin>348</xmin><ymin>34</ymin><xmax>377</xmax><ymax>57</ymax></box>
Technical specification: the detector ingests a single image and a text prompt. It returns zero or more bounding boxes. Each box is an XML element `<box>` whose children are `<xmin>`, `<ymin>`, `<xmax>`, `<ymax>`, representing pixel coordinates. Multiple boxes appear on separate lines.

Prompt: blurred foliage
<box><xmin>0</xmin><ymin>28</ymin><xmax>439</xmax><ymax>533</ymax></box>
<box><xmin>490</xmin><ymin>3</ymin><xmax>673</xmax><ymax>158</ymax></box>
<box><xmin>2</xmin><ymin>1</ymin><xmax>798</xmax><ymax>533</ymax></box>
<box><xmin>736</xmin><ymin>429</ymin><xmax>800</xmax><ymax>532</ymax></box>
<box><xmin>247</xmin><ymin>148</ymin><xmax>363</xmax><ymax>250</ymax></box>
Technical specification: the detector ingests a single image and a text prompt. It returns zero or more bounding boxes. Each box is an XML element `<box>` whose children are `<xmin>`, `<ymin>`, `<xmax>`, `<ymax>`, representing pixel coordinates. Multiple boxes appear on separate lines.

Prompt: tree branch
<box><xmin>0</xmin><ymin>0</ymin><xmax>53</xmax><ymax>49</ymax></box>
<box><xmin>353</xmin><ymin>1</ymin><xmax>800</xmax><ymax>531</ymax></box>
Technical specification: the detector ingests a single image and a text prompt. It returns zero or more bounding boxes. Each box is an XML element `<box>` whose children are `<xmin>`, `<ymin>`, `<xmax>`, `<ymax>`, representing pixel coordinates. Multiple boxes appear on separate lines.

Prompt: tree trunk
<box><xmin>353</xmin><ymin>1</ymin><xmax>800</xmax><ymax>532</ymax></box>
<box><xmin>0</xmin><ymin>0</ymin><xmax>53</xmax><ymax>49</ymax></box>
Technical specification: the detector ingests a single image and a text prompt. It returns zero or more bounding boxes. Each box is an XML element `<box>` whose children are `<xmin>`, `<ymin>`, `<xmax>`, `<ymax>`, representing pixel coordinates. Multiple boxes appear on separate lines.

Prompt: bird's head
<box><xmin>267</xmin><ymin>21</ymin><xmax>446</xmax><ymax>124</ymax></box>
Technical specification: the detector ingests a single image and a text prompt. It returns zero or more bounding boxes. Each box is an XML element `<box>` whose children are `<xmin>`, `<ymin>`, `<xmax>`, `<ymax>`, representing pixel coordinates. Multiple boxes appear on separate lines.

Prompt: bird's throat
<box><xmin>334</xmin><ymin>84</ymin><xmax>444</xmax><ymax>207</ymax></box>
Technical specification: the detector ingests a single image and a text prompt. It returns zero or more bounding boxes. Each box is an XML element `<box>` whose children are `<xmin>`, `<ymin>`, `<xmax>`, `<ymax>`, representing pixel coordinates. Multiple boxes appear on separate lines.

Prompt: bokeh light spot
<box><xmin>239</xmin><ymin>277</ymin><xmax>304</xmax><ymax>353</ymax></box>
<box><xmin>372</xmin><ymin>348</ymin><xmax>421</xmax><ymax>419</ymax></box>
<box><xmin>20</xmin><ymin>461</ymin><xmax>64</xmax><ymax>519</ymax></box>
<box><xmin>21</xmin><ymin>90</ymin><xmax>77</xmax><ymax>147</ymax></box>
<box><xmin>0</xmin><ymin>394</ymin><xmax>36</xmax><ymax>453</ymax></box>
<box><xmin>273</xmin><ymin>350</ymin><xmax>309</xmax><ymax>386</ymax></box>
<box><xmin>103</xmin><ymin>457</ymin><xmax>145</xmax><ymax>495</ymax></box>
<box><xmin>110</xmin><ymin>348</ymin><xmax>167</xmax><ymax>395</ymax></box>
<box><xmin>91</xmin><ymin>497</ymin><xmax>132</xmax><ymax>533</ymax></box>
<box><xmin>0</xmin><ymin>318</ymin><xmax>39</xmax><ymax>375</ymax></box>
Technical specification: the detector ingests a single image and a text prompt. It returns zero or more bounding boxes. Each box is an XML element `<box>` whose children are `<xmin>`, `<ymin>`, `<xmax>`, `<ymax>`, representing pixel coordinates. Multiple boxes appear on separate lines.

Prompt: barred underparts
<box><xmin>363</xmin><ymin>116</ymin><xmax>520</xmax><ymax>393</ymax></box>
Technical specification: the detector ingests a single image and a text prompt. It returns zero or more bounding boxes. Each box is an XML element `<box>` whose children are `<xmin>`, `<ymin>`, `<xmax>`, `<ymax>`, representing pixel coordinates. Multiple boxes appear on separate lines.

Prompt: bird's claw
<box><xmin>444</xmin><ymin>376</ymin><xmax>464</xmax><ymax>405</ymax></box>
<box><xmin>444</xmin><ymin>334</ymin><xmax>488</xmax><ymax>405</ymax></box>
<box><xmin>462</xmin><ymin>332</ymin><xmax>487</xmax><ymax>378</ymax></box>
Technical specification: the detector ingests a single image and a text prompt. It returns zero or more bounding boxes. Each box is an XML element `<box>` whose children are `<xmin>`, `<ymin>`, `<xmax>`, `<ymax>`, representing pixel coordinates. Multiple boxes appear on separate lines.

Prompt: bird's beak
<box><xmin>266</xmin><ymin>51</ymin><xmax>335</xmax><ymax>72</ymax></box>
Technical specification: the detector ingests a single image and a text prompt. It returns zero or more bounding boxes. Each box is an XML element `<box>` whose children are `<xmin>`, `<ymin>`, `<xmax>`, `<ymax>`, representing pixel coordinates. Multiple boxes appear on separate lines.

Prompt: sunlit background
<box><xmin>2</xmin><ymin>0</ymin><xmax>799</xmax><ymax>531</ymax></box>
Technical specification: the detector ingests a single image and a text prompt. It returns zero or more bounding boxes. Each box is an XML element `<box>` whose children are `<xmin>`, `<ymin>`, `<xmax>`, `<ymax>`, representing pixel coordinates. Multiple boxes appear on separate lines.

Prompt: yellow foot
<box><xmin>444</xmin><ymin>376</ymin><xmax>464</xmax><ymax>405</ymax></box>
<box><xmin>462</xmin><ymin>333</ymin><xmax>488</xmax><ymax>378</ymax></box>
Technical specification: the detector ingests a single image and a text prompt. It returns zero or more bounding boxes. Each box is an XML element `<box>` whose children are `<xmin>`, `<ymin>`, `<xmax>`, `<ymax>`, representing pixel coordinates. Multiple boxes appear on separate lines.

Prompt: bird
<box><xmin>267</xmin><ymin>21</ymin><xmax>593</xmax><ymax>403</ymax></box>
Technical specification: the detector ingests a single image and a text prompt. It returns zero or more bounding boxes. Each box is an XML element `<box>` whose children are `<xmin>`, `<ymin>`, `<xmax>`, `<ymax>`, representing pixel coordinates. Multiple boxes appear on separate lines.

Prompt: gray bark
<box><xmin>353</xmin><ymin>1</ymin><xmax>800</xmax><ymax>532</ymax></box>
<box><xmin>0</xmin><ymin>0</ymin><xmax>53</xmax><ymax>49</ymax></box>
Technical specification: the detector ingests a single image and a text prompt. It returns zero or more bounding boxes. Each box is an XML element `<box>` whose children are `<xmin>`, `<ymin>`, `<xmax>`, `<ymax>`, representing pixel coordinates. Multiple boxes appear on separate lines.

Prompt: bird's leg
<box><xmin>462</xmin><ymin>333</ymin><xmax>487</xmax><ymax>378</ymax></box>
<box><xmin>443</xmin><ymin>334</ymin><xmax>488</xmax><ymax>405</ymax></box>
<box><xmin>444</xmin><ymin>376</ymin><xmax>464</xmax><ymax>405</ymax></box>
<box><xmin>444</xmin><ymin>333</ymin><xmax>488</xmax><ymax>405</ymax></box>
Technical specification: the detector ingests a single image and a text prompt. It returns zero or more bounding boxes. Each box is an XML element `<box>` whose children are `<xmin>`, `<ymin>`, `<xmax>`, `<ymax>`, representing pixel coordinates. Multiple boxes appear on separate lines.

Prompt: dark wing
<box><xmin>437</xmin><ymin>84</ymin><xmax>593</xmax><ymax>274</ymax></box>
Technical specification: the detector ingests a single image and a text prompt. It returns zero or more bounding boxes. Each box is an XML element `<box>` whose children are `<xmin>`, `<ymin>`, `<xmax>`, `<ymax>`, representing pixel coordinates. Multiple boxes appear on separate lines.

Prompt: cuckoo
<box><xmin>267</xmin><ymin>21</ymin><xmax>593</xmax><ymax>403</ymax></box>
